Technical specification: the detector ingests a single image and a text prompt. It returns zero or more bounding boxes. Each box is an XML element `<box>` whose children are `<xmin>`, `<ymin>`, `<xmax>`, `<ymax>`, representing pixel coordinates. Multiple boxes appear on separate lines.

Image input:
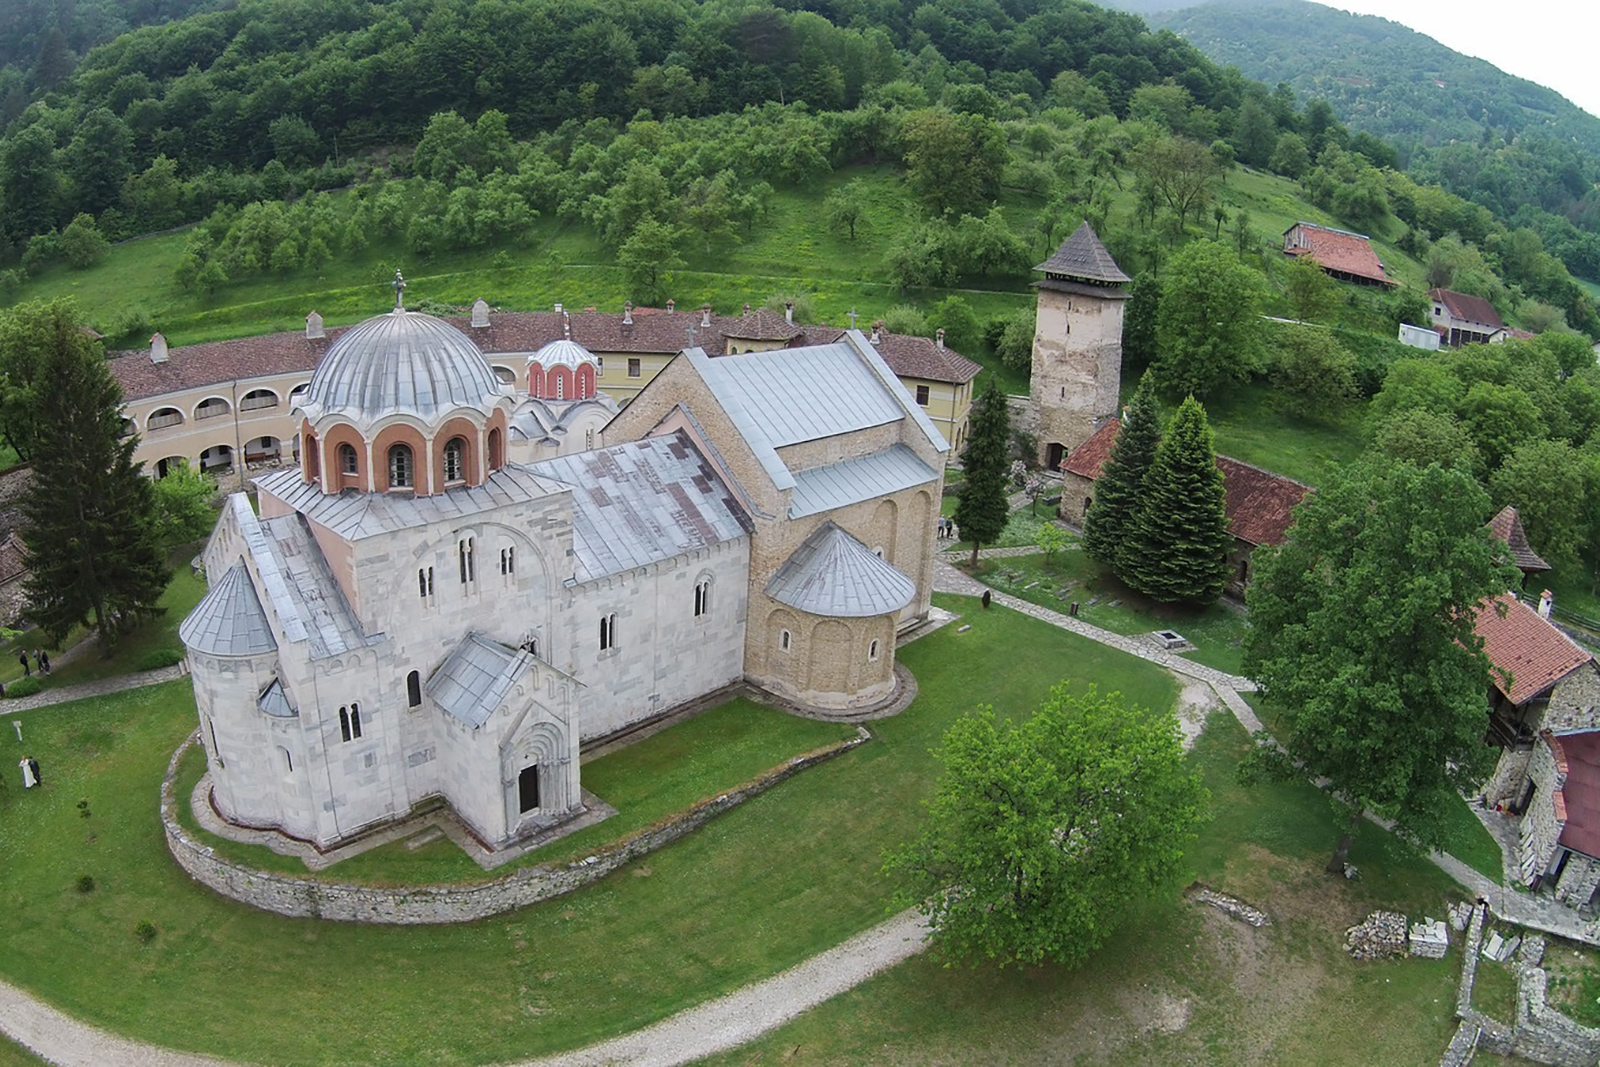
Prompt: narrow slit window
<box><xmin>406</xmin><ymin>670</ymin><xmax>422</xmax><ymax>708</ymax></box>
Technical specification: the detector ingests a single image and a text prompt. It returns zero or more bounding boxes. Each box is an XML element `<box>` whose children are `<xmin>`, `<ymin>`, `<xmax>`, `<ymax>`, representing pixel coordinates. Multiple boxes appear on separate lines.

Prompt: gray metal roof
<box><xmin>426</xmin><ymin>632</ymin><xmax>529</xmax><ymax>729</ymax></box>
<box><xmin>532</xmin><ymin>337</ymin><xmax>598</xmax><ymax>368</ymax></box>
<box><xmin>765</xmin><ymin>522</ymin><xmax>916</xmax><ymax>618</ymax></box>
<box><xmin>179</xmin><ymin>560</ymin><xmax>277</xmax><ymax>657</ymax></box>
<box><xmin>695</xmin><ymin>340</ymin><xmax>906</xmax><ymax>449</ymax></box>
<box><xmin>788</xmin><ymin>445</ymin><xmax>939</xmax><ymax>519</ymax></box>
<box><xmin>254</xmin><ymin>465</ymin><xmax>569</xmax><ymax>542</ymax></box>
<box><xmin>254</xmin><ymin>512</ymin><xmax>371</xmax><ymax>660</ymax></box>
<box><xmin>529</xmin><ymin>431</ymin><xmax>752</xmax><ymax>582</ymax></box>
<box><xmin>1034</xmin><ymin>221</ymin><xmax>1131</xmax><ymax>284</ymax></box>
<box><xmin>297</xmin><ymin>309</ymin><xmax>508</xmax><ymax>425</ymax></box>
<box><xmin>257</xmin><ymin>678</ymin><xmax>298</xmax><ymax>718</ymax></box>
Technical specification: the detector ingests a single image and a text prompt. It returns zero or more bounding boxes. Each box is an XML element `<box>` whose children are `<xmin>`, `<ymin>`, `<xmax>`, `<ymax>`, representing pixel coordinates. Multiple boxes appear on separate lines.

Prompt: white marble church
<box><xmin>179</xmin><ymin>289</ymin><xmax>949</xmax><ymax>853</ymax></box>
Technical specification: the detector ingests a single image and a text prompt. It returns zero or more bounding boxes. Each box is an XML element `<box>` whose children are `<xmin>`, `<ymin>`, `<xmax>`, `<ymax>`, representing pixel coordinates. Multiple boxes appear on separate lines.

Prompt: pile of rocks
<box><xmin>1482</xmin><ymin>928</ymin><xmax>1523</xmax><ymax>963</ymax></box>
<box><xmin>1346</xmin><ymin>910</ymin><xmax>1410</xmax><ymax>960</ymax></box>
<box><xmin>1448</xmin><ymin>900</ymin><xmax>1477</xmax><ymax>931</ymax></box>
<box><xmin>1408</xmin><ymin>917</ymin><xmax>1450</xmax><ymax>959</ymax></box>
<box><xmin>1187</xmin><ymin>885</ymin><xmax>1270</xmax><ymax>927</ymax></box>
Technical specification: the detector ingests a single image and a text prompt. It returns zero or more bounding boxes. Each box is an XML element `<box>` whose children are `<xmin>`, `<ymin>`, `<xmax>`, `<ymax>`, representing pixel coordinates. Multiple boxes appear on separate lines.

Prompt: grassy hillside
<box><xmin>13</xmin><ymin>160</ymin><xmax>1427</xmax><ymax>403</ymax></box>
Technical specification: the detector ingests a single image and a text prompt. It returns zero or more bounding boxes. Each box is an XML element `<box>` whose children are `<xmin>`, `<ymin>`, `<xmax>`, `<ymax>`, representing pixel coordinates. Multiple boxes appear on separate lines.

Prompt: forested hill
<box><xmin>1144</xmin><ymin>0</ymin><xmax>1600</xmax><ymax>155</ymax></box>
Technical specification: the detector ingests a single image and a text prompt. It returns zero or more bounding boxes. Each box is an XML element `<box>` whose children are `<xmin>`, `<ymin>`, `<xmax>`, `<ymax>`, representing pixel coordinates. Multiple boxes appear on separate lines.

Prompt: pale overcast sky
<box><xmin>1328</xmin><ymin>0</ymin><xmax>1600</xmax><ymax>119</ymax></box>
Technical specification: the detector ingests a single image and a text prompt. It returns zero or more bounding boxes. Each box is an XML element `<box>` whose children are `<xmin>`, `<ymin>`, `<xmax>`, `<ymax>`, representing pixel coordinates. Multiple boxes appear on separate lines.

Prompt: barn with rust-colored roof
<box><xmin>1429</xmin><ymin>287</ymin><xmax>1505</xmax><ymax>347</ymax></box>
<box><xmin>1282</xmin><ymin>222</ymin><xmax>1396</xmax><ymax>287</ymax></box>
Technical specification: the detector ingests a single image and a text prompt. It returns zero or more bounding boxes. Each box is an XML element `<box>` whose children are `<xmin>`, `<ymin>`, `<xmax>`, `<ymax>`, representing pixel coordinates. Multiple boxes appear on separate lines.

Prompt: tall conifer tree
<box><xmin>1082</xmin><ymin>372</ymin><xmax>1160</xmax><ymax>570</ymax></box>
<box><xmin>954</xmin><ymin>379</ymin><xmax>1012</xmax><ymax>567</ymax></box>
<box><xmin>1122</xmin><ymin>396</ymin><xmax>1231</xmax><ymax>604</ymax></box>
<box><xmin>15</xmin><ymin>300</ymin><xmax>171</xmax><ymax>651</ymax></box>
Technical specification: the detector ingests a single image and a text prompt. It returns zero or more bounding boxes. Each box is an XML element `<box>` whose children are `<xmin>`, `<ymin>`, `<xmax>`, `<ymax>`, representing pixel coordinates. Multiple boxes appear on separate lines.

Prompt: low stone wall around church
<box><xmin>162</xmin><ymin>728</ymin><xmax>869</xmax><ymax>924</ymax></box>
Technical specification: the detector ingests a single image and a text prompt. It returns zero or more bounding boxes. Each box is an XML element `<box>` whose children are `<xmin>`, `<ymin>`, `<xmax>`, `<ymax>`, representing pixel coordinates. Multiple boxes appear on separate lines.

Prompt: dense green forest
<box><xmin>1144</xmin><ymin>0</ymin><xmax>1600</xmax><ymax>281</ymax></box>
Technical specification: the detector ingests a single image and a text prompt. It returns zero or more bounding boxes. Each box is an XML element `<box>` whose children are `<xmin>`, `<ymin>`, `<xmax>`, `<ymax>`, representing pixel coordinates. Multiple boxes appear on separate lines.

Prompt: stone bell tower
<box><xmin>1029</xmin><ymin>221</ymin><xmax>1131</xmax><ymax>471</ymax></box>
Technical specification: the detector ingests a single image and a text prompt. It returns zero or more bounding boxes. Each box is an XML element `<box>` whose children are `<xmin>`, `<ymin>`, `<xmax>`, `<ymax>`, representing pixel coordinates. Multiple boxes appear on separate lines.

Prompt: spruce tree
<box><xmin>954</xmin><ymin>379</ymin><xmax>1012</xmax><ymax>567</ymax></box>
<box><xmin>1082</xmin><ymin>372</ymin><xmax>1160</xmax><ymax>571</ymax></box>
<box><xmin>1122</xmin><ymin>396</ymin><xmax>1231</xmax><ymax>604</ymax></box>
<box><xmin>16</xmin><ymin>300</ymin><xmax>171</xmax><ymax>651</ymax></box>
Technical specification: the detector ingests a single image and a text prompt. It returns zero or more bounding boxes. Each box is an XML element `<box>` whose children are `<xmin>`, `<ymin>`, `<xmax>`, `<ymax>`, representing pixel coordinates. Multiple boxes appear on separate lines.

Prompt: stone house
<box><xmin>1282</xmin><ymin>221</ymin><xmax>1396</xmax><ymax>287</ymax></box>
<box><xmin>1056</xmin><ymin>417</ymin><xmax>1311</xmax><ymax>595</ymax></box>
<box><xmin>1429</xmin><ymin>287</ymin><xmax>1505</xmax><ymax>347</ymax></box>
<box><xmin>112</xmin><ymin>300</ymin><xmax>978</xmax><ymax>485</ymax></box>
<box><xmin>180</xmin><ymin>300</ymin><xmax>943</xmax><ymax>855</ymax></box>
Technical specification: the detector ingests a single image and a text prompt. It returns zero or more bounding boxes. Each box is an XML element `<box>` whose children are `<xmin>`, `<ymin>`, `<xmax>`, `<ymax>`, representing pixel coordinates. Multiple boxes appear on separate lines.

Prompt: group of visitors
<box><xmin>17</xmin><ymin>649</ymin><xmax>49</xmax><ymax>677</ymax></box>
<box><xmin>17</xmin><ymin>755</ymin><xmax>40</xmax><ymax>788</ymax></box>
<box><xmin>936</xmin><ymin>517</ymin><xmax>960</xmax><ymax>541</ymax></box>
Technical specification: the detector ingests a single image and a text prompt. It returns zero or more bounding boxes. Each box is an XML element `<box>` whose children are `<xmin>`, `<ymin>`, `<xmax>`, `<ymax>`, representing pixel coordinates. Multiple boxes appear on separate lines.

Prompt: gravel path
<box><xmin>0</xmin><ymin>662</ymin><xmax>188</xmax><ymax>716</ymax></box>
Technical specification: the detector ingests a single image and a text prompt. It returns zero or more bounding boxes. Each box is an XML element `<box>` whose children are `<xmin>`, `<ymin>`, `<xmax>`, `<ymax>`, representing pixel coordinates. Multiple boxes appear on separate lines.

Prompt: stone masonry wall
<box><xmin>163</xmin><ymin>728</ymin><xmax>869</xmax><ymax>924</ymax></box>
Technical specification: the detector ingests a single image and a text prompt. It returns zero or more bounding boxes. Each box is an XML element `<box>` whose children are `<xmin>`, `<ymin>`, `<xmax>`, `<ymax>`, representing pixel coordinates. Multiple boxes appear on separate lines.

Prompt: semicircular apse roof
<box><xmin>299</xmin><ymin>309</ymin><xmax>504</xmax><ymax>425</ymax></box>
<box><xmin>765</xmin><ymin>522</ymin><xmax>916</xmax><ymax>618</ymax></box>
<box><xmin>531</xmin><ymin>337</ymin><xmax>598</xmax><ymax>369</ymax></box>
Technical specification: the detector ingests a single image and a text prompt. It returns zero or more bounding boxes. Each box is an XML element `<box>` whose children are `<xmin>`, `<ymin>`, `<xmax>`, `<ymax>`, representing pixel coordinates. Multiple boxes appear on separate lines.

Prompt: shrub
<box><xmin>134</xmin><ymin>920</ymin><xmax>158</xmax><ymax>944</ymax></box>
<box><xmin>75</xmin><ymin>874</ymin><xmax>95</xmax><ymax>893</ymax></box>
<box><xmin>138</xmin><ymin>648</ymin><xmax>186</xmax><ymax>671</ymax></box>
<box><xmin>6</xmin><ymin>676</ymin><xmax>42</xmax><ymax>698</ymax></box>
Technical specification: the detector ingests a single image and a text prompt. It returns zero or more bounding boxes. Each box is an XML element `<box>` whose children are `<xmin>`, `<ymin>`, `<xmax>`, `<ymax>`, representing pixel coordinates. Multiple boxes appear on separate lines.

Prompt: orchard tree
<box><xmin>825</xmin><ymin>178</ymin><xmax>868</xmax><ymax>240</ymax></box>
<box><xmin>617</xmin><ymin>219</ymin><xmax>685</xmax><ymax>306</ymax></box>
<box><xmin>14</xmin><ymin>300</ymin><xmax>171</xmax><ymax>652</ymax></box>
<box><xmin>886</xmin><ymin>685</ymin><xmax>1208</xmax><ymax>967</ymax></box>
<box><xmin>1282</xmin><ymin>253</ymin><xmax>1339</xmax><ymax>323</ymax></box>
<box><xmin>1243</xmin><ymin>460</ymin><xmax>1518</xmax><ymax>872</ymax></box>
<box><xmin>1269</xmin><ymin>325</ymin><xmax>1356</xmax><ymax>419</ymax></box>
<box><xmin>1082</xmin><ymin>372</ymin><xmax>1160</xmax><ymax>570</ymax></box>
<box><xmin>1152</xmin><ymin>240</ymin><xmax>1264</xmax><ymax>399</ymax></box>
<box><xmin>1121</xmin><ymin>397</ymin><xmax>1231</xmax><ymax>604</ymax></box>
<box><xmin>901</xmin><ymin>109</ymin><xmax>1008</xmax><ymax>217</ymax></box>
<box><xmin>954</xmin><ymin>379</ymin><xmax>1011</xmax><ymax>566</ymax></box>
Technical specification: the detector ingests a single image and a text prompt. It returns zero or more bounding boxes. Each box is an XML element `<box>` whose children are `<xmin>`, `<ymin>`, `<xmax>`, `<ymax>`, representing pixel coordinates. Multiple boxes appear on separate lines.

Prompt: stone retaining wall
<box><xmin>162</xmin><ymin>728</ymin><xmax>870</xmax><ymax>924</ymax></box>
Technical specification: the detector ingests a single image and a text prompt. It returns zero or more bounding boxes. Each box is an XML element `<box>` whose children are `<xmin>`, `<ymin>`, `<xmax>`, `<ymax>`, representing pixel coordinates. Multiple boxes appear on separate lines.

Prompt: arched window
<box><xmin>599</xmin><ymin>613</ymin><xmax>617</xmax><ymax>651</ymax></box>
<box><xmin>694</xmin><ymin>579</ymin><xmax>710</xmax><ymax>618</ymax></box>
<box><xmin>443</xmin><ymin>437</ymin><xmax>466</xmax><ymax>483</ymax></box>
<box><xmin>279</xmin><ymin>746</ymin><xmax>293</xmax><ymax>774</ymax></box>
<box><xmin>488</xmin><ymin>428</ymin><xmax>503</xmax><ymax>469</ymax></box>
<box><xmin>868</xmin><ymin>639</ymin><xmax>880</xmax><ymax>662</ymax></box>
<box><xmin>338</xmin><ymin>706</ymin><xmax>352</xmax><ymax>742</ymax></box>
<box><xmin>500</xmin><ymin>546</ymin><xmax>515</xmax><ymax>575</ymax></box>
<box><xmin>458</xmin><ymin>537</ymin><xmax>475</xmax><ymax>583</ymax></box>
<box><xmin>779</xmin><ymin>629</ymin><xmax>791</xmax><ymax>652</ymax></box>
<box><xmin>418</xmin><ymin>566</ymin><xmax>433</xmax><ymax>599</ymax></box>
<box><xmin>388</xmin><ymin>444</ymin><xmax>413</xmax><ymax>489</ymax></box>
<box><xmin>147</xmin><ymin>406</ymin><xmax>183</xmax><ymax>430</ymax></box>
<box><xmin>240</xmin><ymin>388</ymin><xmax>279</xmax><ymax>411</ymax></box>
<box><xmin>406</xmin><ymin>671</ymin><xmax>422</xmax><ymax>708</ymax></box>
<box><xmin>555</xmin><ymin>372</ymin><xmax>566</xmax><ymax>400</ymax></box>
<box><xmin>338</xmin><ymin>443</ymin><xmax>358</xmax><ymax>475</ymax></box>
<box><xmin>350</xmin><ymin>702</ymin><xmax>362</xmax><ymax>738</ymax></box>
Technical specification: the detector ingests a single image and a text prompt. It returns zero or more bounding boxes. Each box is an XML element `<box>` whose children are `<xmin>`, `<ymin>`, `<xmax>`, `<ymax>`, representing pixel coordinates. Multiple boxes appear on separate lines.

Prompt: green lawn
<box><xmin>0</xmin><ymin>543</ymin><xmax>207</xmax><ymax>692</ymax></box>
<box><xmin>1204</xmin><ymin>381</ymin><xmax>1365</xmax><ymax>488</ymax></box>
<box><xmin>700</xmin><ymin>713</ymin><xmax>1469</xmax><ymax>1066</ymax></box>
<box><xmin>0</xmin><ymin>594</ymin><xmax>1176</xmax><ymax>1065</ymax></box>
<box><xmin>969</xmin><ymin>551</ymin><xmax>1251</xmax><ymax>676</ymax></box>
<box><xmin>173</xmin><ymin>697</ymin><xmax>858</xmax><ymax>884</ymax></box>
<box><xmin>0</xmin><ymin>1038</ymin><xmax>45</xmax><ymax>1067</ymax></box>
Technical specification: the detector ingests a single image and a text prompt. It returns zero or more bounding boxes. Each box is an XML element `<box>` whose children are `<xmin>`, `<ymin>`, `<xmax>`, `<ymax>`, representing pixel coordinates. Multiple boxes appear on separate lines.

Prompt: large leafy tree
<box><xmin>887</xmin><ymin>685</ymin><xmax>1208</xmax><ymax>968</ymax></box>
<box><xmin>1121</xmin><ymin>397</ymin><xmax>1231</xmax><ymax>604</ymax></box>
<box><xmin>14</xmin><ymin>300</ymin><xmax>171</xmax><ymax>652</ymax></box>
<box><xmin>1243</xmin><ymin>460</ymin><xmax>1518</xmax><ymax>871</ymax></box>
<box><xmin>1082</xmin><ymin>372</ymin><xmax>1159</xmax><ymax>570</ymax></box>
<box><xmin>953</xmin><ymin>379</ymin><xmax>1011</xmax><ymax>566</ymax></box>
<box><xmin>900</xmin><ymin>108</ymin><xmax>1008</xmax><ymax>217</ymax></box>
<box><xmin>1151</xmin><ymin>239</ymin><xmax>1264</xmax><ymax>399</ymax></box>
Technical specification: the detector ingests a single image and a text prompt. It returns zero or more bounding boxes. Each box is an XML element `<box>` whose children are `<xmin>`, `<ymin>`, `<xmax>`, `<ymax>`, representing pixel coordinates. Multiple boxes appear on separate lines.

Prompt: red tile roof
<box><xmin>1486</xmin><ymin>505</ymin><xmax>1550</xmax><ymax>573</ymax></box>
<box><xmin>1473</xmin><ymin>592</ymin><xmax>1593</xmax><ymax>706</ymax></box>
<box><xmin>109</xmin><ymin>310</ymin><xmax>982</xmax><ymax>403</ymax></box>
<box><xmin>1216</xmin><ymin>457</ymin><xmax>1313</xmax><ymax>547</ymax></box>
<box><xmin>1429</xmin><ymin>288</ymin><xmax>1504</xmax><ymax>330</ymax></box>
<box><xmin>1552</xmin><ymin>730</ymin><xmax>1600</xmax><ymax>859</ymax></box>
<box><xmin>1061</xmin><ymin>419</ymin><xmax>1310</xmax><ymax>547</ymax></box>
<box><xmin>1062</xmin><ymin>417</ymin><xmax>1122</xmax><ymax>478</ymax></box>
<box><xmin>1283</xmin><ymin>222</ymin><xmax>1395</xmax><ymax>286</ymax></box>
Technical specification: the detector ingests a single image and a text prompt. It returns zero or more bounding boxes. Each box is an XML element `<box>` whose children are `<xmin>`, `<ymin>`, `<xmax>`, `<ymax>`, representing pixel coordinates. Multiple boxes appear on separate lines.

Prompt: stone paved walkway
<box><xmin>0</xmin><ymin>662</ymin><xmax>188</xmax><ymax>717</ymax></box>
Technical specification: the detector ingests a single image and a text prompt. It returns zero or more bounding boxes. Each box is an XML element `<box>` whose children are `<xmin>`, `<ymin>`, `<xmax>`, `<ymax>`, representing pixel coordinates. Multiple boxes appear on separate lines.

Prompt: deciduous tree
<box><xmin>1152</xmin><ymin>240</ymin><xmax>1265</xmax><ymax>398</ymax></box>
<box><xmin>825</xmin><ymin>178</ymin><xmax>868</xmax><ymax>240</ymax></box>
<box><xmin>1243</xmin><ymin>460</ymin><xmax>1518</xmax><ymax>871</ymax></box>
<box><xmin>1269</xmin><ymin>325</ymin><xmax>1356</xmax><ymax>419</ymax></box>
<box><xmin>617</xmin><ymin>219</ymin><xmax>684</xmax><ymax>306</ymax></box>
<box><xmin>886</xmin><ymin>685</ymin><xmax>1208</xmax><ymax>967</ymax></box>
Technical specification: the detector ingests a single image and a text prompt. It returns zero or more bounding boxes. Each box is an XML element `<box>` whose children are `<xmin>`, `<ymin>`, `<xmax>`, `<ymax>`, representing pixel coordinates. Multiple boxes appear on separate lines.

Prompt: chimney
<box><xmin>666</xmin><ymin>299</ymin><xmax>675</xmax><ymax>314</ymax></box>
<box><xmin>784</xmin><ymin>299</ymin><xmax>794</xmax><ymax>324</ymax></box>
<box><xmin>743</xmin><ymin>302</ymin><xmax>751</xmax><ymax>315</ymax></box>
<box><xmin>305</xmin><ymin>312</ymin><xmax>324</xmax><ymax>340</ymax></box>
<box><xmin>150</xmin><ymin>332</ymin><xmax>168</xmax><ymax>364</ymax></box>
<box><xmin>936</xmin><ymin>328</ymin><xmax>945</xmax><ymax>349</ymax></box>
<box><xmin>701</xmin><ymin>303</ymin><xmax>712</xmax><ymax>328</ymax></box>
<box><xmin>623</xmin><ymin>301</ymin><xmax>633</xmax><ymax>326</ymax></box>
<box><xmin>562</xmin><ymin>310</ymin><xmax>571</xmax><ymax>339</ymax></box>
<box><xmin>1540</xmin><ymin>589</ymin><xmax>1554</xmax><ymax>619</ymax></box>
<box><xmin>870</xmin><ymin>321</ymin><xmax>883</xmax><ymax>345</ymax></box>
<box><xmin>471</xmin><ymin>298</ymin><xmax>490</xmax><ymax>328</ymax></box>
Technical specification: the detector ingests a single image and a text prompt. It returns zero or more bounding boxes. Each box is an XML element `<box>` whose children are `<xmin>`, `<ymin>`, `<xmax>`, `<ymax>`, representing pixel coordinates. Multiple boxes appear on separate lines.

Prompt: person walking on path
<box><xmin>38</xmin><ymin>651</ymin><xmax>49</xmax><ymax>676</ymax></box>
<box><xmin>16</xmin><ymin>653</ymin><xmax>27</xmax><ymax>677</ymax></box>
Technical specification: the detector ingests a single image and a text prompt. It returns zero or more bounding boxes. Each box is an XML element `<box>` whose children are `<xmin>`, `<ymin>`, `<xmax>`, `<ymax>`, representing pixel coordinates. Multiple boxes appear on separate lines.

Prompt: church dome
<box><xmin>531</xmin><ymin>338</ymin><xmax>598</xmax><ymax>369</ymax></box>
<box><xmin>299</xmin><ymin>309</ymin><xmax>504</xmax><ymax>426</ymax></box>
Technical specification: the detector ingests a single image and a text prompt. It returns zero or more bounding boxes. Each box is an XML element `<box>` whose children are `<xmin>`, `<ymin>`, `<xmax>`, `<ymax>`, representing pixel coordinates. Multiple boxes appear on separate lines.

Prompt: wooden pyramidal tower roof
<box><xmin>1035</xmin><ymin>221</ymin><xmax>1131</xmax><ymax>286</ymax></box>
<box><xmin>1487</xmin><ymin>505</ymin><xmax>1550</xmax><ymax>575</ymax></box>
